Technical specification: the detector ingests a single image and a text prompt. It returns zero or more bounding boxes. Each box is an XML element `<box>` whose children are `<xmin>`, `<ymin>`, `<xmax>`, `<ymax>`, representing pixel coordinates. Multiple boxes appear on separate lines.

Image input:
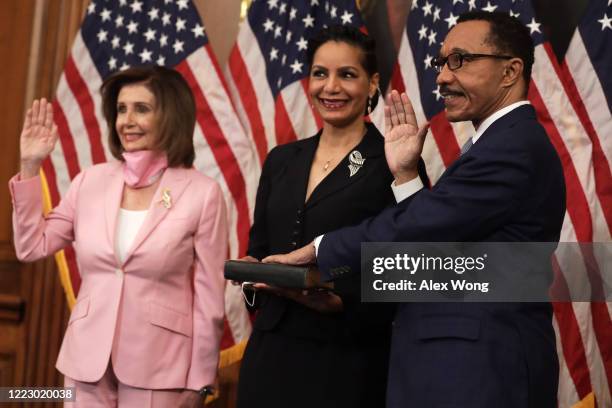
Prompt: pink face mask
<box><xmin>121</xmin><ymin>150</ymin><xmax>168</xmax><ymax>188</ymax></box>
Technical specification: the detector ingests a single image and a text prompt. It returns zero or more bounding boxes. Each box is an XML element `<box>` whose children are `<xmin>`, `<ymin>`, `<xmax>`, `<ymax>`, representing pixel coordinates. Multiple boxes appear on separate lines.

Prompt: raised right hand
<box><xmin>20</xmin><ymin>99</ymin><xmax>58</xmax><ymax>178</ymax></box>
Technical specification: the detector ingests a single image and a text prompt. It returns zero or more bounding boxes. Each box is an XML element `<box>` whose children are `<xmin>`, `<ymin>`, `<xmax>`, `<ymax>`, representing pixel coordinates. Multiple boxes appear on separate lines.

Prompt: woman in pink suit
<box><xmin>10</xmin><ymin>66</ymin><xmax>227</xmax><ymax>407</ymax></box>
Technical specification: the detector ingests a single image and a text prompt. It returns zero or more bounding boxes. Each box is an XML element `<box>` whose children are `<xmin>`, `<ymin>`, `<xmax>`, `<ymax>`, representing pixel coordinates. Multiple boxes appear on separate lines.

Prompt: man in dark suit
<box><xmin>266</xmin><ymin>11</ymin><xmax>566</xmax><ymax>407</ymax></box>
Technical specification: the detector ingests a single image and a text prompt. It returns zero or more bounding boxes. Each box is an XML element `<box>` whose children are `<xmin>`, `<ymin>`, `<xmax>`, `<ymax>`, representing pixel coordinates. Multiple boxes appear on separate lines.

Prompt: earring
<box><xmin>367</xmin><ymin>96</ymin><xmax>372</xmax><ymax>114</ymax></box>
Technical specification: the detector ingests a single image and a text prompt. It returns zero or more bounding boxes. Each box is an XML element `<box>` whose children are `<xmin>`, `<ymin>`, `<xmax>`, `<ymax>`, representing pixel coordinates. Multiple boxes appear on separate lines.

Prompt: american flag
<box><xmin>44</xmin><ymin>0</ymin><xmax>255</xmax><ymax>356</ymax></box>
<box><xmin>226</xmin><ymin>0</ymin><xmax>385</xmax><ymax>167</ymax></box>
<box><xmin>391</xmin><ymin>0</ymin><xmax>612</xmax><ymax>406</ymax></box>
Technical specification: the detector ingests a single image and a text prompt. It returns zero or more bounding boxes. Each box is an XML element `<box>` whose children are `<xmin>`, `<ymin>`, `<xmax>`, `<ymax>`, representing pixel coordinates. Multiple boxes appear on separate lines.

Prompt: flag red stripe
<box><xmin>41</xmin><ymin>158</ymin><xmax>60</xmax><ymax>206</ymax></box>
<box><xmin>274</xmin><ymin>96</ymin><xmax>298</xmax><ymax>145</ymax></box>
<box><xmin>52</xmin><ymin>100</ymin><xmax>81</xmax><ymax>179</ymax></box>
<box><xmin>176</xmin><ymin>61</ymin><xmax>251</xmax><ymax>256</ymax></box>
<box><xmin>429</xmin><ymin>111</ymin><xmax>460</xmax><ymax>167</ymax></box>
<box><xmin>543</xmin><ymin>44</ymin><xmax>612</xmax><ymax>234</ymax></box>
<box><xmin>228</xmin><ymin>47</ymin><xmax>269</xmax><ymax>163</ymax></box>
<box><xmin>390</xmin><ymin>63</ymin><xmax>406</xmax><ymax>94</ymax></box>
<box><xmin>552</xmin><ymin>258</ymin><xmax>593</xmax><ymax>400</ymax></box>
<box><xmin>529</xmin><ymin>85</ymin><xmax>593</xmax><ymax>241</ymax></box>
<box><xmin>64</xmin><ymin>57</ymin><xmax>106</xmax><ymax>164</ymax></box>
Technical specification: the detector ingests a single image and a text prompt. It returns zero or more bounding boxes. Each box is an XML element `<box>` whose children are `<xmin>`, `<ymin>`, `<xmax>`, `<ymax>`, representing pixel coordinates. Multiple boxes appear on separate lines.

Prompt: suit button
<box><xmin>115</xmin><ymin>268</ymin><xmax>124</xmax><ymax>278</ymax></box>
<box><xmin>291</xmin><ymin>241</ymin><xmax>297</xmax><ymax>247</ymax></box>
<box><xmin>296</xmin><ymin>219</ymin><xmax>301</xmax><ymax>224</ymax></box>
<box><xmin>297</xmin><ymin>209</ymin><xmax>302</xmax><ymax>215</ymax></box>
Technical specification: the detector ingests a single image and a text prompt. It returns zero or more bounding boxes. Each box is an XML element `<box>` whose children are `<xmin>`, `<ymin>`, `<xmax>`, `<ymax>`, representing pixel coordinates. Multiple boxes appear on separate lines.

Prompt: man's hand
<box><xmin>262</xmin><ymin>241</ymin><xmax>316</xmax><ymax>265</ymax></box>
<box><xmin>384</xmin><ymin>90</ymin><xmax>429</xmax><ymax>184</ymax></box>
<box><xmin>177</xmin><ymin>390</ymin><xmax>203</xmax><ymax>408</ymax></box>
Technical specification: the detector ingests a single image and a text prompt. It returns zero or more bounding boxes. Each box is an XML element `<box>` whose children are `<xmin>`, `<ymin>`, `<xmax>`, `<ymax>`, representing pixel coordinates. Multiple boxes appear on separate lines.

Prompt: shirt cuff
<box><xmin>391</xmin><ymin>176</ymin><xmax>424</xmax><ymax>203</ymax></box>
<box><xmin>313</xmin><ymin>235</ymin><xmax>323</xmax><ymax>257</ymax></box>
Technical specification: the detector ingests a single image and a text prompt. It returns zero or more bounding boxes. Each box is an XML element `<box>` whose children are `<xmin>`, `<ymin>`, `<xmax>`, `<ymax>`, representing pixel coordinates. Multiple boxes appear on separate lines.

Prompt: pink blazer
<box><xmin>10</xmin><ymin>161</ymin><xmax>228</xmax><ymax>390</ymax></box>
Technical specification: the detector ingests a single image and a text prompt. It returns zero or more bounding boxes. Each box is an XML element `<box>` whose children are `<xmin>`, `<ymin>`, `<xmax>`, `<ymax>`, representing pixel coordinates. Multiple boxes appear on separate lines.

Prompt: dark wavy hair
<box><xmin>100</xmin><ymin>66</ymin><xmax>196</xmax><ymax>167</ymax></box>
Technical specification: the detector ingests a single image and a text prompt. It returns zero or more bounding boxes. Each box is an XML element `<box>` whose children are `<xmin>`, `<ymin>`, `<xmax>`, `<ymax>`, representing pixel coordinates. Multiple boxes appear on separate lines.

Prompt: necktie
<box><xmin>460</xmin><ymin>138</ymin><xmax>473</xmax><ymax>156</ymax></box>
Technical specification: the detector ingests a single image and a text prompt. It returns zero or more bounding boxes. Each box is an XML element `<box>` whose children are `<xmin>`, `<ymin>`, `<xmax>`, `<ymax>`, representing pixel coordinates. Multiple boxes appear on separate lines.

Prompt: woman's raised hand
<box><xmin>20</xmin><ymin>99</ymin><xmax>59</xmax><ymax>179</ymax></box>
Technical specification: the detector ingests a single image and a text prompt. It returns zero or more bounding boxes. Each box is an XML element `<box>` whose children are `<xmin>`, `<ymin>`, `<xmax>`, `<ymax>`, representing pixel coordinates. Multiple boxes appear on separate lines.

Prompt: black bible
<box><xmin>224</xmin><ymin>260</ymin><xmax>332</xmax><ymax>289</ymax></box>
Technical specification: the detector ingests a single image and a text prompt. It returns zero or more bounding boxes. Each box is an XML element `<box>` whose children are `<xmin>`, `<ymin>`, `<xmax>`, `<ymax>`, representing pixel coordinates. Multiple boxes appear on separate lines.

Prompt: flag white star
<box><xmin>330</xmin><ymin>6</ymin><xmax>337</xmax><ymax>18</ymax></box>
<box><xmin>311</xmin><ymin>0</ymin><xmax>319</xmax><ymax>5</ymax></box>
<box><xmin>111</xmin><ymin>36</ymin><xmax>120</xmax><ymax>49</ymax></box>
<box><xmin>119</xmin><ymin>0</ymin><xmax>127</xmax><ymax>5</ymax></box>
<box><xmin>289</xmin><ymin>7</ymin><xmax>297</xmax><ymax>20</ymax></box>
<box><xmin>108</xmin><ymin>57</ymin><xmax>117</xmax><ymax>70</ymax></box>
<box><xmin>139</xmin><ymin>48</ymin><xmax>152</xmax><ymax>63</ymax></box>
<box><xmin>468</xmin><ymin>0</ymin><xmax>476</xmax><ymax>11</ymax></box>
<box><xmin>176</xmin><ymin>17</ymin><xmax>186</xmax><ymax>32</ymax></box>
<box><xmin>422</xmin><ymin>1</ymin><xmax>433</xmax><ymax>16</ymax></box>
<box><xmin>123</xmin><ymin>41</ymin><xmax>134</xmax><ymax>55</ymax></box>
<box><xmin>418</xmin><ymin>25</ymin><xmax>428</xmax><ymax>40</ymax></box>
<box><xmin>177</xmin><ymin>0</ymin><xmax>189</xmax><ymax>10</ymax></box>
<box><xmin>341</xmin><ymin>11</ymin><xmax>353</xmax><ymax>24</ymax></box>
<box><xmin>263</xmin><ymin>18</ymin><xmax>274</xmax><ymax>32</ymax></box>
<box><xmin>509</xmin><ymin>10</ymin><xmax>520</xmax><ymax>18</ymax></box>
<box><xmin>279</xmin><ymin>3</ymin><xmax>287</xmax><ymax>14</ymax></box>
<box><xmin>148</xmin><ymin>7</ymin><xmax>159</xmax><ymax>21</ymax></box>
<box><xmin>270</xmin><ymin>47</ymin><xmax>279</xmax><ymax>61</ymax></box>
<box><xmin>162</xmin><ymin>12</ymin><xmax>171</xmax><ymax>26</ymax></box>
<box><xmin>285</xmin><ymin>30</ymin><xmax>293</xmax><ymax>43</ymax></box>
<box><xmin>526</xmin><ymin>18</ymin><xmax>541</xmax><ymax>34</ymax></box>
<box><xmin>274</xmin><ymin>25</ymin><xmax>282</xmax><ymax>38</ymax></box>
<box><xmin>120</xmin><ymin>63</ymin><xmax>130</xmax><ymax>71</ymax></box>
<box><xmin>97</xmin><ymin>29</ymin><xmax>108</xmax><ymax>43</ymax></box>
<box><xmin>411</xmin><ymin>0</ymin><xmax>418</xmax><ymax>10</ymax></box>
<box><xmin>267</xmin><ymin>0</ymin><xmax>279</xmax><ymax>9</ymax></box>
<box><xmin>173</xmin><ymin>39</ymin><xmax>185</xmax><ymax>54</ymax></box>
<box><xmin>282</xmin><ymin>54</ymin><xmax>287</xmax><ymax>65</ymax></box>
<box><xmin>87</xmin><ymin>2</ymin><xmax>96</xmax><ymax>14</ymax></box>
<box><xmin>115</xmin><ymin>15</ymin><xmax>124</xmax><ymax>27</ymax></box>
<box><xmin>290</xmin><ymin>59</ymin><xmax>303</xmax><ymax>74</ymax></box>
<box><xmin>277</xmin><ymin>78</ymin><xmax>282</xmax><ymax>88</ymax></box>
<box><xmin>157</xmin><ymin>56</ymin><xmax>166</xmax><ymax>65</ymax></box>
<box><xmin>160</xmin><ymin>34</ymin><xmax>168</xmax><ymax>47</ymax></box>
<box><xmin>296</xmin><ymin>36</ymin><xmax>308</xmax><ymax>51</ymax></box>
<box><xmin>192</xmin><ymin>23</ymin><xmax>205</xmax><ymax>38</ymax></box>
<box><xmin>609</xmin><ymin>0</ymin><xmax>612</xmax><ymax>6</ymax></box>
<box><xmin>130</xmin><ymin>0</ymin><xmax>143</xmax><ymax>13</ymax></box>
<box><xmin>144</xmin><ymin>28</ymin><xmax>156</xmax><ymax>42</ymax></box>
<box><xmin>303</xmin><ymin>14</ymin><xmax>315</xmax><ymax>28</ymax></box>
<box><xmin>452</xmin><ymin>0</ymin><xmax>463</xmax><ymax>4</ymax></box>
<box><xmin>433</xmin><ymin>7</ymin><xmax>441</xmax><ymax>22</ymax></box>
<box><xmin>482</xmin><ymin>2</ymin><xmax>498</xmax><ymax>12</ymax></box>
<box><xmin>127</xmin><ymin>20</ymin><xmax>138</xmax><ymax>34</ymax></box>
<box><xmin>444</xmin><ymin>12</ymin><xmax>458</xmax><ymax>29</ymax></box>
<box><xmin>432</xmin><ymin>85</ymin><xmax>442</xmax><ymax>100</ymax></box>
<box><xmin>424</xmin><ymin>54</ymin><xmax>433</xmax><ymax>69</ymax></box>
<box><xmin>100</xmin><ymin>8</ymin><xmax>111</xmax><ymax>22</ymax></box>
<box><xmin>598</xmin><ymin>14</ymin><xmax>612</xmax><ymax>31</ymax></box>
<box><xmin>428</xmin><ymin>30</ymin><xmax>437</xmax><ymax>46</ymax></box>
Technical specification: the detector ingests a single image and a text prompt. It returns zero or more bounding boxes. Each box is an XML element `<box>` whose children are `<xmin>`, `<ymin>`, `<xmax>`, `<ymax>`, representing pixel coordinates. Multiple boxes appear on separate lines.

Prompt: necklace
<box><xmin>323</xmin><ymin>160</ymin><xmax>332</xmax><ymax>171</ymax></box>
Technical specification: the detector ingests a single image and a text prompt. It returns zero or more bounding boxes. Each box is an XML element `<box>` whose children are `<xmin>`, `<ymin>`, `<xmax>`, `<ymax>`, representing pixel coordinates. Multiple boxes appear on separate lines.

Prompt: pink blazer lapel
<box><xmin>121</xmin><ymin>167</ymin><xmax>192</xmax><ymax>264</ymax></box>
<box><xmin>104</xmin><ymin>163</ymin><xmax>125</xmax><ymax>265</ymax></box>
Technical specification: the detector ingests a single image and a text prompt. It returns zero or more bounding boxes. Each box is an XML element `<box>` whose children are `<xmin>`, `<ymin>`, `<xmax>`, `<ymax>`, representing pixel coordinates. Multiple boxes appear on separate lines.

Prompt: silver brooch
<box><xmin>348</xmin><ymin>150</ymin><xmax>365</xmax><ymax>177</ymax></box>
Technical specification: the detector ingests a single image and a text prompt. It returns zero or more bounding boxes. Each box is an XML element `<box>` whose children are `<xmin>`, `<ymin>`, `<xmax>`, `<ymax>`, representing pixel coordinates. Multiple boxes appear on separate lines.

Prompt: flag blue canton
<box><xmin>577</xmin><ymin>0</ymin><xmax>612</xmax><ymax>113</ymax></box>
<box><xmin>80</xmin><ymin>0</ymin><xmax>208</xmax><ymax>79</ymax></box>
<box><xmin>406</xmin><ymin>0</ymin><xmax>544</xmax><ymax>119</ymax></box>
<box><xmin>247</xmin><ymin>0</ymin><xmax>363</xmax><ymax>97</ymax></box>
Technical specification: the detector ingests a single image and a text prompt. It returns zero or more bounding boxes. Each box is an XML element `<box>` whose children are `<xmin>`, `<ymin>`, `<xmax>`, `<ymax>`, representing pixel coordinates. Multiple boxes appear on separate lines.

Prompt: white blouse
<box><xmin>115</xmin><ymin>208</ymin><xmax>148</xmax><ymax>263</ymax></box>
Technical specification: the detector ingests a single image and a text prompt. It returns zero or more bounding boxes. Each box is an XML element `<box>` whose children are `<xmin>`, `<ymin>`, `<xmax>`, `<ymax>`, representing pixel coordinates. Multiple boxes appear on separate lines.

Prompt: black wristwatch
<box><xmin>198</xmin><ymin>386</ymin><xmax>214</xmax><ymax>399</ymax></box>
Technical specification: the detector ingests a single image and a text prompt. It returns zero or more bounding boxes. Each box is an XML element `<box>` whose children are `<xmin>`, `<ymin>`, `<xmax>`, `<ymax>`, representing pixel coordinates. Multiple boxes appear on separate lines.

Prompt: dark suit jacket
<box><xmin>247</xmin><ymin>123</ymin><xmax>400</xmax><ymax>340</ymax></box>
<box><xmin>317</xmin><ymin>105</ymin><xmax>566</xmax><ymax>407</ymax></box>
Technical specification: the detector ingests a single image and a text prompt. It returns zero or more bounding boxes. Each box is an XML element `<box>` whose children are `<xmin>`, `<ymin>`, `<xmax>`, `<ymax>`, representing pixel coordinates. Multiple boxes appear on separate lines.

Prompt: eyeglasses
<box><xmin>432</xmin><ymin>52</ymin><xmax>514</xmax><ymax>73</ymax></box>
